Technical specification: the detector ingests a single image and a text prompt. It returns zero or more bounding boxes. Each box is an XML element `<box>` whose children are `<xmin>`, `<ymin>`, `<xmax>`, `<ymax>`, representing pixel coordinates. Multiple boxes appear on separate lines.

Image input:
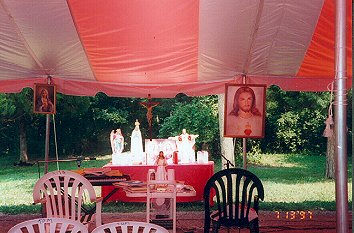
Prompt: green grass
<box><xmin>0</xmin><ymin>153</ymin><xmax>352</xmax><ymax>214</ymax></box>
<box><xmin>248</xmin><ymin>154</ymin><xmax>352</xmax><ymax>211</ymax></box>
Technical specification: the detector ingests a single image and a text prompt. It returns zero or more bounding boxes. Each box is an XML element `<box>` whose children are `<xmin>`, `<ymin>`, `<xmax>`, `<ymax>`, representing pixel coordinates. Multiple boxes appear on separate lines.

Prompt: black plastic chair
<box><xmin>203</xmin><ymin>168</ymin><xmax>264</xmax><ymax>233</ymax></box>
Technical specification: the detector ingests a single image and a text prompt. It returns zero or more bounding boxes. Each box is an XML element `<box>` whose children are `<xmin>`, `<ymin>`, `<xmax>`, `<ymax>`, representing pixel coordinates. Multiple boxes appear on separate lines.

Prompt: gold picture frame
<box><xmin>224</xmin><ymin>84</ymin><xmax>266</xmax><ymax>138</ymax></box>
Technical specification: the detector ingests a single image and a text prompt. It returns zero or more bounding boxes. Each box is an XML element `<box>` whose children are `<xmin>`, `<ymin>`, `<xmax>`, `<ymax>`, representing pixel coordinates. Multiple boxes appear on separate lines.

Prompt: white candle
<box><xmin>167</xmin><ymin>169</ymin><xmax>175</xmax><ymax>181</ymax></box>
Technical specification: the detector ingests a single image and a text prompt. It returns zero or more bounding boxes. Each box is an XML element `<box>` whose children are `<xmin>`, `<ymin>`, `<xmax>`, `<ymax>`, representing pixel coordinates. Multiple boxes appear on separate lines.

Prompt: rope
<box><xmin>328</xmin><ymin>82</ymin><xmax>334</xmax><ymax>117</ymax></box>
<box><xmin>323</xmin><ymin>82</ymin><xmax>334</xmax><ymax>137</ymax></box>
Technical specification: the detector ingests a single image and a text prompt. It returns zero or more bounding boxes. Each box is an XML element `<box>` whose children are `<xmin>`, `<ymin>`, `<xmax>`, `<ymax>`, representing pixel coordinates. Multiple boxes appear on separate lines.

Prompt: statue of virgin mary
<box><xmin>131</xmin><ymin>120</ymin><xmax>144</xmax><ymax>164</ymax></box>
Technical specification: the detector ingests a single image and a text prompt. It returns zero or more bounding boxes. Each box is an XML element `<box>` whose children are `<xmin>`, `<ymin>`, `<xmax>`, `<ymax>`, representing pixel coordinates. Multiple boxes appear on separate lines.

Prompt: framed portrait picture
<box><xmin>224</xmin><ymin>84</ymin><xmax>266</xmax><ymax>138</ymax></box>
<box><xmin>33</xmin><ymin>84</ymin><xmax>56</xmax><ymax>114</ymax></box>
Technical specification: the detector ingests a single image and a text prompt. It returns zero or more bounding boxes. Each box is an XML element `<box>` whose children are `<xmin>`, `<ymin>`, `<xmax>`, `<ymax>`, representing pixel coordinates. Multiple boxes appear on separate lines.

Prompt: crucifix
<box><xmin>140</xmin><ymin>94</ymin><xmax>160</xmax><ymax>140</ymax></box>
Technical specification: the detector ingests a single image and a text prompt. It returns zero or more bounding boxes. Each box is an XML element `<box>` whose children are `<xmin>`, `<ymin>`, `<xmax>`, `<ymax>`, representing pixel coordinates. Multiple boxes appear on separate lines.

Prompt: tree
<box><xmin>0</xmin><ymin>89</ymin><xmax>33</xmax><ymax>163</ymax></box>
<box><xmin>264</xmin><ymin>86</ymin><xmax>328</xmax><ymax>153</ymax></box>
<box><xmin>159</xmin><ymin>96</ymin><xmax>219</xmax><ymax>158</ymax></box>
<box><xmin>217</xmin><ymin>94</ymin><xmax>234</xmax><ymax>168</ymax></box>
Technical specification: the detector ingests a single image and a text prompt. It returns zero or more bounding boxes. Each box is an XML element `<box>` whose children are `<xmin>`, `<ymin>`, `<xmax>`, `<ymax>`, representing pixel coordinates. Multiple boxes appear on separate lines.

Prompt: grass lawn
<box><xmin>0</xmin><ymin>153</ymin><xmax>352</xmax><ymax>214</ymax></box>
<box><xmin>249</xmin><ymin>154</ymin><xmax>352</xmax><ymax>211</ymax></box>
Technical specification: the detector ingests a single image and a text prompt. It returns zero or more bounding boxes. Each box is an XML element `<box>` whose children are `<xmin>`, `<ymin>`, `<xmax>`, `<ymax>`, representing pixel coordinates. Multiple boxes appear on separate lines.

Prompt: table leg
<box><xmin>86</xmin><ymin>187</ymin><xmax>120</xmax><ymax>215</ymax></box>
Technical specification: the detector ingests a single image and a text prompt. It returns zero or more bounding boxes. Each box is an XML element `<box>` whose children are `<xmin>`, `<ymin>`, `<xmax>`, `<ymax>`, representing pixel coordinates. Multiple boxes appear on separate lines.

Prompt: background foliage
<box><xmin>0</xmin><ymin>86</ymin><xmax>352</xmax><ymax>162</ymax></box>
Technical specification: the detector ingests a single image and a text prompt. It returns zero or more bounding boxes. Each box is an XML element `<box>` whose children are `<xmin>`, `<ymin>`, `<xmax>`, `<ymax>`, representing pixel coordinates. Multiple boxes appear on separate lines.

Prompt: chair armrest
<box><xmin>33</xmin><ymin>197</ymin><xmax>47</xmax><ymax>205</ymax></box>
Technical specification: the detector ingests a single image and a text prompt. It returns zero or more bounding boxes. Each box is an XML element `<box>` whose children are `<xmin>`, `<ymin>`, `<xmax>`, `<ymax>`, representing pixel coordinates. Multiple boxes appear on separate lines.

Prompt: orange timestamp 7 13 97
<box><xmin>274</xmin><ymin>211</ymin><xmax>313</xmax><ymax>220</ymax></box>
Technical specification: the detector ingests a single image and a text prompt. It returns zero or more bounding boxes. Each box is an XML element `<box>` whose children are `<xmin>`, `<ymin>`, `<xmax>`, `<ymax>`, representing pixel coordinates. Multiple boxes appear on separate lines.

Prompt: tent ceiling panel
<box><xmin>248</xmin><ymin>0</ymin><xmax>325</xmax><ymax>76</ymax></box>
<box><xmin>0</xmin><ymin>0</ymin><xmax>351</xmax><ymax>97</ymax></box>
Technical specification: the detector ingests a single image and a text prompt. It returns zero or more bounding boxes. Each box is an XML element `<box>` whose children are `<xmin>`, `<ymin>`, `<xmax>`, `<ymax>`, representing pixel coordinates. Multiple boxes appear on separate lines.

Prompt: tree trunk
<box><xmin>19</xmin><ymin>116</ymin><xmax>29</xmax><ymax>163</ymax></box>
<box><xmin>218</xmin><ymin>94</ymin><xmax>234</xmax><ymax>169</ymax></box>
<box><xmin>325</xmin><ymin>134</ymin><xmax>335</xmax><ymax>179</ymax></box>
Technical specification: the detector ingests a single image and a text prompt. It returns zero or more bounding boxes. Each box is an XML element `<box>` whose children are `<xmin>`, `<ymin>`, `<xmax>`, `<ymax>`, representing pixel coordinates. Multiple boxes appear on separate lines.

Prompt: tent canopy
<box><xmin>0</xmin><ymin>0</ymin><xmax>352</xmax><ymax>98</ymax></box>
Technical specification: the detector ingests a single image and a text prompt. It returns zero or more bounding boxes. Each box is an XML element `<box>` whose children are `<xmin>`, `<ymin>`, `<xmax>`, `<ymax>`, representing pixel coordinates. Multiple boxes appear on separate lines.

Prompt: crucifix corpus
<box><xmin>140</xmin><ymin>94</ymin><xmax>160</xmax><ymax>140</ymax></box>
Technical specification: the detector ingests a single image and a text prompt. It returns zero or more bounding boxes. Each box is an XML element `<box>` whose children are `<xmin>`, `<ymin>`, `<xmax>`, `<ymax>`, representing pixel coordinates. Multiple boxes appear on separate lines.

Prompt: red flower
<box><xmin>188</xmin><ymin>135</ymin><xmax>191</xmax><ymax>141</ymax></box>
<box><xmin>178</xmin><ymin>136</ymin><xmax>182</xmax><ymax>141</ymax></box>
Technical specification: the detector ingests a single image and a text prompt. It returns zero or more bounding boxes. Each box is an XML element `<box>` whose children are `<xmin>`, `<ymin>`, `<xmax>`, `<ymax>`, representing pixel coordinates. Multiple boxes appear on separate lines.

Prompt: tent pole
<box><xmin>352</xmin><ymin>0</ymin><xmax>354</xmax><ymax>230</ymax></box>
<box><xmin>242</xmin><ymin>138</ymin><xmax>247</xmax><ymax>169</ymax></box>
<box><xmin>44</xmin><ymin>76</ymin><xmax>52</xmax><ymax>174</ymax></box>
<box><xmin>44</xmin><ymin>114</ymin><xmax>50</xmax><ymax>174</ymax></box>
<box><xmin>242</xmin><ymin>75</ymin><xmax>247</xmax><ymax>170</ymax></box>
<box><xmin>334</xmin><ymin>0</ymin><xmax>349</xmax><ymax>232</ymax></box>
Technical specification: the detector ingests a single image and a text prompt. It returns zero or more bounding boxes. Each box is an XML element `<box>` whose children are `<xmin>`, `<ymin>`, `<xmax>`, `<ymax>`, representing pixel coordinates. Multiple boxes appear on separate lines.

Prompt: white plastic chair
<box><xmin>146</xmin><ymin>180</ymin><xmax>177</xmax><ymax>233</ymax></box>
<box><xmin>33</xmin><ymin>170</ymin><xmax>102</xmax><ymax>228</ymax></box>
<box><xmin>91</xmin><ymin>221</ymin><xmax>169</xmax><ymax>233</ymax></box>
<box><xmin>7</xmin><ymin>217</ymin><xmax>88</xmax><ymax>233</ymax></box>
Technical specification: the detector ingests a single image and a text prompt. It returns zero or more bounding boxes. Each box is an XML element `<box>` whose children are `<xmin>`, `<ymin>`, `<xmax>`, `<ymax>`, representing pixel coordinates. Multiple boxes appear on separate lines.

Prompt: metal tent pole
<box><xmin>44</xmin><ymin>114</ymin><xmax>50</xmax><ymax>174</ymax></box>
<box><xmin>334</xmin><ymin>0</ymin><xmax>349</xmax><ymax>232</ymax></box>
<box><xmin>242</xmin><ymin>138</ymin><xmax>247</xmax><ymax>169</ymax></box>
<box><xmin>352</xmin><ymin>0</ymin><xmax>354</xmax><ymax>231</ymax></box>
<box><xmin>242</xmin><ymin>76</ymin><xmax>247</xmax><ymax>170</ymax></box>
<box><xmin>44</xmin><ymin>76</ymin><xmax>52</xmax><ymax>174</ymax></box>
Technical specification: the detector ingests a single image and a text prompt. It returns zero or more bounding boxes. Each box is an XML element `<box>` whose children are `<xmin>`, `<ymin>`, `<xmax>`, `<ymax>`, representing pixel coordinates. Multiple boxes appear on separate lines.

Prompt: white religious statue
<box><xmin>110</xmin><ymin>128</ymin><xmax>124</xmax><ymax>165</ymax></box>
<box><xmin>131</xmin><ymin>119</ymin><xmax>144</xmax><ymax>164</ymax></box>
<box><xmin>169</xmin><ymin>129</ymin><xmax>199</xmax><ymax>163</ymax></box>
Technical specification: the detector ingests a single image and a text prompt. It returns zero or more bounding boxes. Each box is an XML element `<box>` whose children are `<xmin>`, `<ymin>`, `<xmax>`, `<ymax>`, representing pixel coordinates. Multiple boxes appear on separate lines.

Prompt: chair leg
<box><xmin>249</xmin><ymin>218</ymin><xmax>259</xmax><ymax>233</ymax></box>
<box><xmin>204</xmin><ymin>223</ymin><xmax>210</xmax><ymax>233</ymax></box>
<box><xmin>40</xmin><ymin>203</ymin><xmax>46</xmax><ymax>217</ymax></box>
<box><xmin>211</xmin><ymin>220</ymin><xmax>219</xmax><ymax>233</ymax></box>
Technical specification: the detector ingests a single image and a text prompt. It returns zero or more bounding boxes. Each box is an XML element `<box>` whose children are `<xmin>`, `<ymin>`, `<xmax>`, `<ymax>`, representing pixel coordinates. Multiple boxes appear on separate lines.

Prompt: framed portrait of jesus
<box><xmin>224</xmin><ymin>84</ymin><xmax>266</xmax><ymax>138</ymax></box>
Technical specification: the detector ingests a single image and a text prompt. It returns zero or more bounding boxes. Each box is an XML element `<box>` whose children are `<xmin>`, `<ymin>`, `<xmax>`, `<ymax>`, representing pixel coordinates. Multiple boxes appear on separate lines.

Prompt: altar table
<box><xmin>101</xmin><ymin>161</ymin><xmax>214</xmax><ymax>203</ymax></box>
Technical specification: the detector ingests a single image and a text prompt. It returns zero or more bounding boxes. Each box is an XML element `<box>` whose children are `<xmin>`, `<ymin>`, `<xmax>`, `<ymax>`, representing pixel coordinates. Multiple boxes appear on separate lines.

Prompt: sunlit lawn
<box><xmin>249</xmin><ymin>154</ymin><xmax>352</xmax><ymax>211</ymax></box>
<box><xmin>0</xmin><ymin>153</ymin><xmax>352</xmax><ymax>214</ymax></box>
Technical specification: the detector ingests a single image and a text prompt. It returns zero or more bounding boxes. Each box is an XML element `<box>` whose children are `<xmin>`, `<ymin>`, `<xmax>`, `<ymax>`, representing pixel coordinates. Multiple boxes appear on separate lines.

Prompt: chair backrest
<box><xmin>7</xmin><ymin>217</ymin><xmax>88</xmax><ymax>233</ymax></box>
<box><xmin>91</xmin><ymin>221</ymin><xmax>170</xmax><ymax>233</ymax></box>
<box><xmin>33</xmin><ymin>170</ymin><xmax>100</xmax><ymax>225</ymax></box>
<box><xmin>203</xmin><ymin>168</ymin><xmax>264</xmax><ymax>229</ymax></box>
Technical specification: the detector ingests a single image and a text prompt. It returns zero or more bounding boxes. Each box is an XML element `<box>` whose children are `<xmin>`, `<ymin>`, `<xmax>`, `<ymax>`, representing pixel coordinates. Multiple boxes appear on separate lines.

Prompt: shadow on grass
<box><xmin>103</xmin><ymin>201</ymin><xmax>206</xmax><ymax>213</ymax></box>
<box><xmin>0</xmin><ymin>204</ymin><xmax>42</xmax><ymax>215</ymax></box>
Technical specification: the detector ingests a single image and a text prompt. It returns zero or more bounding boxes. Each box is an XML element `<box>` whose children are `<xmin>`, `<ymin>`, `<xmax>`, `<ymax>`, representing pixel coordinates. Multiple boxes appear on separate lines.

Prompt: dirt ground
<box><xmin>1</xmin><ymin>211</ymin><xmax>351</xmax><ymax>233</ymax></box>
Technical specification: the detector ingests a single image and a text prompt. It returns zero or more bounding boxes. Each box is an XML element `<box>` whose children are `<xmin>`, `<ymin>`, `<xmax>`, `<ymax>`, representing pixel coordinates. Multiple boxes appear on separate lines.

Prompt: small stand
<box><xmin>220</xmin><ymin>154</ymin><xmax>234</xmax><ymax>169</ymax></box>
<box><xmin>146</xmin><ymin>180</ymin><xmax>177</xmax><ymax>233</ymax></box>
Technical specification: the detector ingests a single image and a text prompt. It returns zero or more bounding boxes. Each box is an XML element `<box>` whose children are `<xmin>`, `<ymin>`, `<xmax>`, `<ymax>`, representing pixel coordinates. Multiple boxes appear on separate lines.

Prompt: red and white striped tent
<box><xmin>0</xmin><ymin>0</ymin><xmax>351</xmax><ymax>97</ymax></box>
<box><xmin>0</xmin><ymin>1</ymin><xmax>352</xmax><ymax>232</ymax></box>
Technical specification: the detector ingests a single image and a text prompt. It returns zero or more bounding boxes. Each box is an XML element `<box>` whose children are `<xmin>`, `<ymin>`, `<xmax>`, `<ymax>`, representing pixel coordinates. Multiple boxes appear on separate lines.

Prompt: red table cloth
<box><xmin>101</xmin><ymin>162</ymin><xmax>214</xmax><ymax>203</ymax></box>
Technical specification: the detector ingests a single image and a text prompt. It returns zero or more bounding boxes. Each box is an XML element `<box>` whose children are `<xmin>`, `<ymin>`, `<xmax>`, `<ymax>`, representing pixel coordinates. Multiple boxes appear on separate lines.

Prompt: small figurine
<box><xmin>155</xmin><ymin>151</ymin><xmax>167</xmax><ymax>180</ymax></box>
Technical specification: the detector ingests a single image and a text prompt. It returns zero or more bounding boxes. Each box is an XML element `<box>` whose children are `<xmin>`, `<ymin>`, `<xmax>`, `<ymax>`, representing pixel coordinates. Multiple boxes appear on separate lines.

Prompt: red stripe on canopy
<box><xmin>68</xmin><ymin>0</ymin><xmax>199</xmax><ymax>84</ymax></box>
<box><xmin>297</xmin><ymin>0</ymin><xmax>352</xmax><ymax>78</ymax></box>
